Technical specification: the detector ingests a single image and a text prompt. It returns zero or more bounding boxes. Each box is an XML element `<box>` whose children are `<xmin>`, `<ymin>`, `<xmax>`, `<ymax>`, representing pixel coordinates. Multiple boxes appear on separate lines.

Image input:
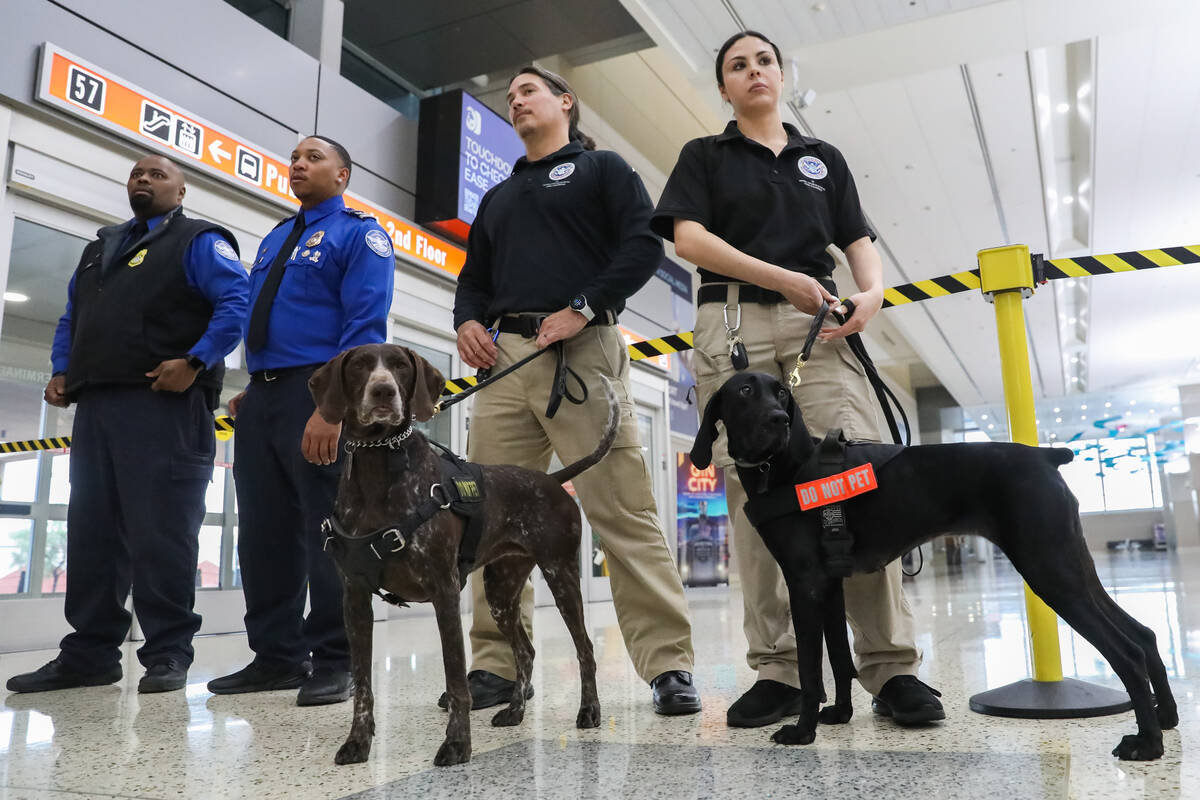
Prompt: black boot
<box><xmin>6</xmin><ymin>657</ymin><xmax>122</xmax><ymax>693</ymax></box>
<box><xmin>437</xmin><ymin>669</ymin><xmax>534</xmax><ymax>710</ymax></box>
<box><xmin>726</xmin><ymin>679</ymin><xmax>804</xmax><ymax>727</ymax></box>
<box><xmin>871</xmin><ymin>675</ymin><xmax>945</xmax><ymax>725</ymax></box>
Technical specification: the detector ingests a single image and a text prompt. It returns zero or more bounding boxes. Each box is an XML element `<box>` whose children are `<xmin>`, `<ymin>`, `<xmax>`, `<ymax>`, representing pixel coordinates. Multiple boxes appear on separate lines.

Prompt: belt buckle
<box><xmin>526</xmin><ymin>315</ymin><xmax>547</xmax><ymax>338</ymax></box>
<box><xmin>263</xmin><ymin>369</ymin><xmax>278</xmax><ymax>382</ymax></box>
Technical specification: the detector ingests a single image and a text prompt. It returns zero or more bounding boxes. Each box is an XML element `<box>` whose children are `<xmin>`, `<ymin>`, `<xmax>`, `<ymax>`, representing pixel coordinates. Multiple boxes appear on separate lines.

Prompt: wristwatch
<box><xmin>185</xmin><ymin>354</ymin><xmax>206</xmax><ymax>371</ymax></box>
<box><xmin>569</xmin><ymin>293</ymin><xmax>596</xmax><ymax>322</ymax></box>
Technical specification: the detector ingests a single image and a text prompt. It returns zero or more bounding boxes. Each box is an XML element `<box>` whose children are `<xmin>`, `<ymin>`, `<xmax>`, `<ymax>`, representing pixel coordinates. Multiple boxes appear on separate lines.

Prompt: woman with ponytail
<box><xmin>652</xmin><ymin>31</ymin><xmax>943</xmax><ymax>730</ymax></box>
<box><xmin>451</xmin><ymin>67</ymin><xmax>701</xmax><ymax>716</ymax></box>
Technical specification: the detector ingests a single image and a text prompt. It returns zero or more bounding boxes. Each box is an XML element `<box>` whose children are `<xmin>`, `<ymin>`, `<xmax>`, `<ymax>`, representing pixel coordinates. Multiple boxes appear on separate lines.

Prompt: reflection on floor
<box><xmin>0</xmin><ymin>549</ymin><xmax>1196</xmax><ymax>799</ymax></box>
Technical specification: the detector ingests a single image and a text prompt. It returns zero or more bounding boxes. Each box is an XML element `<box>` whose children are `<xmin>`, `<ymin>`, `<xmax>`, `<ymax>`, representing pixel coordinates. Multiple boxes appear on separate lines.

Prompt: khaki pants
<box><xmin>692</xmin><ymin>289</ymin><xmax>921</xmax><ymax>695</ymax></box>
<box><xmin>466</xmin><ymin>323</ymin><xmax>695</xmax><ymax>683</ymax></box>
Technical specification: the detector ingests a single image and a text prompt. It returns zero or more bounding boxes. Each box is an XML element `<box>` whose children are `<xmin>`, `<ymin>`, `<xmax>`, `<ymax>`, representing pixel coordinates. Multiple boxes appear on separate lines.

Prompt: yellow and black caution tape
<box><xmin>4</xmin><ymin>244</ymin><xmax>1194</xmax><ymax>451</ymax></box>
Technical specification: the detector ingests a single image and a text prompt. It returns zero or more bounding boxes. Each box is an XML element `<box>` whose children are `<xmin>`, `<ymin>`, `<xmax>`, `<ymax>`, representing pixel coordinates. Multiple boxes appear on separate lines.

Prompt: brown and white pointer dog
<box><xmin>692</xmin><ymin>372</ymin><xmax>1176</xmax><ymax>761</ymax></box>
<box><xmin>309</xmin><ymin>343</ymin><xmax>614</xmax><ymax>766</ymax></box>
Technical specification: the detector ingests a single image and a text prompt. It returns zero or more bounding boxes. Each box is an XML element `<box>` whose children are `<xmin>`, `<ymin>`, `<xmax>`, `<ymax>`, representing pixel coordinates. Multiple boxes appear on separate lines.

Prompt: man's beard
<box><xmin>129</xmin><ymin>192</ymin><xmax>154</xmax><ymax>215</ymax></box>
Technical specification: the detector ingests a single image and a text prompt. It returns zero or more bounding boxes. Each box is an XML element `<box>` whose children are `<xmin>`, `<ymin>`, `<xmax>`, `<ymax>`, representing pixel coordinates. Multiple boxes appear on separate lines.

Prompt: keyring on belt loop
<box><xmin>723</xmin><ymin>282</ymin><xmax>742</xmax><ymax>335</ymax></box>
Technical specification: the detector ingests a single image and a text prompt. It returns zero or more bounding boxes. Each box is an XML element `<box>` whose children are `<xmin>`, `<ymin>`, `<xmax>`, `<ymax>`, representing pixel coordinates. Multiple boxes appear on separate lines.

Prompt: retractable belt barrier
<box><xmin>2</xmin><ymin>243</ymin><xmax>1194</xmax><ymax>453</ymax></box>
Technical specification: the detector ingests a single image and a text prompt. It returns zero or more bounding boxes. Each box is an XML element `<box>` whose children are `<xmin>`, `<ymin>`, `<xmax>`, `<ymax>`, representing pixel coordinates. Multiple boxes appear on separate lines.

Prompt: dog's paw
<box><xmin>1157</xmin><ymin>703</ymin><xmax>1179</xmax><ymax>730</ymax></box>
<box><xmin>771</xmin><ymin>724</ymin><xmax>816</xmax><ymax>746</ymax></box>
<box><xmin>577</xmin><ymin>702</ymin><xmax>601</xmax><ymax>729</ymax></box>
<box><xmin>491</xmin><ymin>706</ymin><xmax>526</xmax><ymax>727</ymax></box>
<box><xmin>818</xmin><ymin>702</ymin><xmax>853</xmax><ymax>725</ymax></box>
<box><xmin>1111</xmin><ymin>733</ymin><xmax>1164</xmax><ymax>761</ymax></box>
<box><xmin>434</xmin><ymin>738</ymin><xmax>471</xmax><ymax>766</ymax></box>
<box><xmin>334</xmin><ymin>736</ymin><xmax>371</xmax><ymax>765</ymax></box>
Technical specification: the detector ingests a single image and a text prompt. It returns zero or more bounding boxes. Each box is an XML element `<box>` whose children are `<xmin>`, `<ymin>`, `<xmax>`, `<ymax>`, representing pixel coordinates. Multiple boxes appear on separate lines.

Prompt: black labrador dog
<box><xmin>309</xmin><ymin>343</ymin><xmax>614</xmax><ymax>766</ymax></box>
<box><xmin>692</xmin><ymin>371</ymin><xmax>1176</xmax><ymax>761</ymax></box>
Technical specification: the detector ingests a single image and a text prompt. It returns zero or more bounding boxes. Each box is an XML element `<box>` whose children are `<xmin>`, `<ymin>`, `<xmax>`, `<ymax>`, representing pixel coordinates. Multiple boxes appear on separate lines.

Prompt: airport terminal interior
<box><xmin>0</xmin><ymin>1</ymin><xmax>1198</xmax><ymax>798</ymax></box>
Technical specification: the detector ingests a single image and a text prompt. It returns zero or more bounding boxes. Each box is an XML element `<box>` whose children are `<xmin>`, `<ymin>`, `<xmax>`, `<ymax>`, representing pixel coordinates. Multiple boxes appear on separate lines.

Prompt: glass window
<box><xmin>197</xmin><ymin>525</ymin><xmax>223</xmax><ymax>589</ymax></box>
<box><xmin>1053</xmin><ymin>437</ymin><xmax>1159</xmax><ymax>512</ymax></box>
<box><xmin>0</xmin><ymin>456</ymin><xmax>38</xmax><ymax>503</ymax></box>
<box><xmin>393</xmin><ymin>338</ymin><xmax>453</xmax><ymax>447</ymax></box>
<box><xmin>340</xmin><ymin>48</ymin><xmax>420</xmax><ymax>119</ymax></box>
<box><xmin>0</xmin><ymin>518</ymin><xmax>34</xmax><ymax>595</ymax></box>
<box><xmin>223</xmin><ymin>0</ymin><xmax>289</xmax><ymax>39</ymax></box>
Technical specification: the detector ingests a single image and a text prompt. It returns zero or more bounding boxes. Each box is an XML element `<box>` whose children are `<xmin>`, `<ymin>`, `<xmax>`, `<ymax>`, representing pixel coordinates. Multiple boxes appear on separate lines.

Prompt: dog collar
<box><xmin>344</xmin><ymin>425</ymin><xmax>414</xmax><ymax>452</ymax></box>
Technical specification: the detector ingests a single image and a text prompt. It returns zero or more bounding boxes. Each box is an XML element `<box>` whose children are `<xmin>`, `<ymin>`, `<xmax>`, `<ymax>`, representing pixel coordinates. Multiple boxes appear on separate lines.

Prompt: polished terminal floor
<box><xmin>1</xmin><ymin>548</ymin><xmax>1196</xmax><ymax>799</ymax></box>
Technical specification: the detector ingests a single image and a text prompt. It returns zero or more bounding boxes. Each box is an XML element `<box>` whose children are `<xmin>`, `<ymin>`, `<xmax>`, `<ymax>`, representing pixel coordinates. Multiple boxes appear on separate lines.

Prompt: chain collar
<box><xmin>343</xmin><ymin>425</ymin><xmax>414</xmax><ymax>452</ymax></box>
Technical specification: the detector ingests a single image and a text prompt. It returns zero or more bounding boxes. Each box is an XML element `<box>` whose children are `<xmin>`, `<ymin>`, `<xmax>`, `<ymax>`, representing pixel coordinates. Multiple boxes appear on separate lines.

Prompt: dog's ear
<box><xmin>309</xmin><ymin>350</ymin><xmax>351</xmax><ymax>424</ymax></box>
<box><xmin>406</xmin><ymin>349</ymin><xmax>446</xmax><ymax>422</ymax></box>
<box><xmin>690</xmin><ymin>390</ymin><xmax>724</xmax><ymax>469</ymax></box>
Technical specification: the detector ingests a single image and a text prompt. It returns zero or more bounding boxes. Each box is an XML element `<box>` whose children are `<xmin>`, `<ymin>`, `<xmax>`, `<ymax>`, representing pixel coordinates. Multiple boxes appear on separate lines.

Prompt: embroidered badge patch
<box><xmin>795</xmin><ymin>463</ymin><xmax>877</xmax><ymax>510</ymax></box>
<box><xmin>365</xmin><ymin>228</ymin><xmax>393</xmax><ymax>258</ymax></box>
<box><xmin>548</xmin><ymin>162</ymin><xmax>575</xmax><ymax>181</ymax></box>
<box><xmin>128</xmin><ymin>248</ymin><xmax>148</xmax><ymax>267</ymax></box>
<box><xmin>798</xmin><ymin>155</ymin><xmax>828</xmax><ymax>180</ymax></box>
<box><xmin>214</xmin><ymin>239</ymin><xmax>238</xmax><ymax>261</ymax></box>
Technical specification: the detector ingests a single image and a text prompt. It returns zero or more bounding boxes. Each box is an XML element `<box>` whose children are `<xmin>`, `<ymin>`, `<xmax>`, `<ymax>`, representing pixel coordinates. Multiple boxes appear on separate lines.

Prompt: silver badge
<box><xmin>365</xmin><ymin>229</ymin><xmax>393</xmax><ymax>258</ymax></box>
<box><xmin>214</xmin><ymin>239</ymin><xmax>238</xmax><ymax>261</ymax></box>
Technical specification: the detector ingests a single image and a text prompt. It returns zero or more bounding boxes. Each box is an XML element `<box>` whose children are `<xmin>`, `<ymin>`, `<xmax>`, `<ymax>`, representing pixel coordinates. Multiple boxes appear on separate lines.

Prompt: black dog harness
<box><xmin>744</xmin><ymin>430</ymin><xmax>903</xmax><ymax>577</ymax></box>
<box><xmin>322</xmin><ymin>438</ymin><xmax>486</xmax><ymax>606</ymax></box>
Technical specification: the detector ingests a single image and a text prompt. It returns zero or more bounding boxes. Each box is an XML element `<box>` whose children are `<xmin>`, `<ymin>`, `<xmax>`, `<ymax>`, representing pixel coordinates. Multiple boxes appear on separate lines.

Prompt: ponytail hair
<box><xmin>511</xmin><ymin>65</ymin><xmax>596</xmax><ymax>151</ymax></box>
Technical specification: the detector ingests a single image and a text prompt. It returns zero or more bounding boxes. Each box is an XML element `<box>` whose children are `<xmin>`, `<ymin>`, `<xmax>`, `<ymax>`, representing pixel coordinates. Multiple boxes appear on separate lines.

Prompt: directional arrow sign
<box><xmin>208</xmin><ymin>139</ymin><xmax>231</xmax><ymax>164</ymax></box>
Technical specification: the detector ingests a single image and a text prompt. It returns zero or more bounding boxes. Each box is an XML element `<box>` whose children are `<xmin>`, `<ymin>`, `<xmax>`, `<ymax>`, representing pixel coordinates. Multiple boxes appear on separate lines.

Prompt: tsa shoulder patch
<box><xmin>213</xmin><ymin>239</ymin><xmax>238</xmax><ymax>261</ymax></box>
<box><xmin>364</xmin><ymin>228</ymin><xmax>393</xmax><ymax>258</ymax></box>
<box><xmin>795</xmin><ymin>463</ymin><xmax>877</xmax><ymax>510</ymax></box>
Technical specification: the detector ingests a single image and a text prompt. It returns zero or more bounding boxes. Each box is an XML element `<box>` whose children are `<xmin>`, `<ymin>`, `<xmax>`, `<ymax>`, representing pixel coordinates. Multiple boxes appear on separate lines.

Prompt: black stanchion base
<box><xmin>969</xmin><ymin>677</ymin><xmax>1132</xmax><ymax>719</ymax></box>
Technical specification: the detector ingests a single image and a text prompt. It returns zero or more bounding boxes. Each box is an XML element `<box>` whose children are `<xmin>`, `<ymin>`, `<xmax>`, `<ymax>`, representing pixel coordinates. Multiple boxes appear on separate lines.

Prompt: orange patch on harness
<box><xmin>795</xmin><ymin>464</ymin><xmax>878</xmax><ymax>510</ymax></box>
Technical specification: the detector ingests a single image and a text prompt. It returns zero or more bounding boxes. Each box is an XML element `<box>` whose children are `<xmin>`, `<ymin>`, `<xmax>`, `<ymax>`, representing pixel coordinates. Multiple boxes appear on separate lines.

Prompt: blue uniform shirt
<box><xmin>51</xmin><ymin>211</ymin><xmax>249</xmax><ymax>374</ymax></box>
<box><xmin>244</xmin><ymin>194</ymin><xmax>395</xmax><ymax>372</ymax></box>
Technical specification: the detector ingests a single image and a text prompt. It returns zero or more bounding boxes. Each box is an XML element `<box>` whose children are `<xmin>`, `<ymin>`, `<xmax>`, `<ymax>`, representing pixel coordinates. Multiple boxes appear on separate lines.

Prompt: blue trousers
<box><xmin>60</xmin><ymin>385</ymin><xmax>212</xmax><ymax>671</ymax></box>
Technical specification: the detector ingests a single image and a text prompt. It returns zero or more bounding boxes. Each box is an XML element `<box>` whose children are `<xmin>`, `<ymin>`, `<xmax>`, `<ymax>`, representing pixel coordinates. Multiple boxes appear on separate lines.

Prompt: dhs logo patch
<box><xmin>798</xmin><ymin>155</ymin><xmax>828</xmax><ymax>180</ymax></box>
<box><xmin>548</xmin><ymin>162</ymin><xmax>575</xmax><ymax>181</ymax></box>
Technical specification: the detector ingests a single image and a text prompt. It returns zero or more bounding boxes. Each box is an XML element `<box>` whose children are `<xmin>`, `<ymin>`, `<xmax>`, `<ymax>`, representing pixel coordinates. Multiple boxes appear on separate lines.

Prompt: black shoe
<box><xmin>726</xmin><ymin>679</ymin><xmax>804</xmax><ymax>728</ymax></box>
<box><xmin>871</xmin><ymin>675</ymin><xmax>945</xmax><ymax>725</ymax></box>
<box><xmin>296</xmin><ymin>667</ymin><xmax>353</xmax><ymax>706</ymax></box>
<box><xmin>6</xmin><ymin>657</ymin><xmax>122</xmax><ymax>693</ymax></box>
<box><xmin>206</xmin><ymin>660</ymin><xmax>312</xmax><ymax>695</ymax></box>
<box><xmin>436</xmin><ymin>669</ymin><xmax>534</xmax><ymax>711</ymax></box>
<box><xmin>651</xmin><ymin>670</ymin><xmax>702</xmax><ymax>715</ymax></box>
<box><xmin>138</xmin><ymin>660</ymin><xmax>188</xmax><ymax>693</ymax></box>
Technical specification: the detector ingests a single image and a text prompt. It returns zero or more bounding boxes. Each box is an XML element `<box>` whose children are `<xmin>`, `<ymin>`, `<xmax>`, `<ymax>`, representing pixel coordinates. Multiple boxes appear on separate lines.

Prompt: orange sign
<box><xmin>36</xmin><ymin>43</ymin><xmax>464</xmax><ymax>277</ymax></box>
<box><xmin>795</xmin><ymin>463</ymin><xmax>878</xmax><ymax>510</ymax></box>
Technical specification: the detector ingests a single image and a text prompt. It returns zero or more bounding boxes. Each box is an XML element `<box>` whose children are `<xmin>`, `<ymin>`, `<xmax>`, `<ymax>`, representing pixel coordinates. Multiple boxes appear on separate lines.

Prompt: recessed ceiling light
<box><xmin>1063</xmin><ymin>196</ymin><xmax>1075</xmax><ymax>205</ymax></box>
<box><xmin>981</xmin><ymin>414</ymin><xmax>988</xmax><ymax>420</ymax></box>
<box><xmin>1081</xmin><ymin>415</ymin><xmax>1087</xmax><ymax>421</ymax></box>
<box><xmin>987</xmin><ymin>424</ymin><xmax>994</xmax><ymax>430</ymax></box>
<box><xmin>1054</xmin><ymin>407</ymin><xmax>1060</xmax><ymax>413</ymax></box>
<box><xmin>1081</xmin><ymin>404</ymin><xmax>1087</xmax><ymax>410</ymax></box>
<box><xmin>1056</xmin><ymin>417</ymin><xmax>1062</xmax><ymax>423</ymax></box>
<box><xmin>1105</xmin><ymin>402</ymin><xmax>1111</xmax><ymax>408</ymax></box>
<box><xmin>3</xmin><ymin>291</ymin><xmax>29</xmax><ymax>302</ymax></box>
<box><xmin>1130</xmin><ymin>400</ymin><xmax>1137</xmax><ymax>405</ymax></box>
<box><xmin>1149</xmin><ymin>409</ymin><xmax>1156</xmax><ymax>414</ymax></box>
<box><xmin>1056</xmin><ymin>102</ymin><xmax>1071</xmax><ymax>113</ymax></box>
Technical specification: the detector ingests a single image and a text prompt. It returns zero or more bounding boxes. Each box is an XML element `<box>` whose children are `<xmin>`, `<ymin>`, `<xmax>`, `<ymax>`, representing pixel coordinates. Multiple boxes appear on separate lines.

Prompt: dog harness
<box><xmin>322</xmin><ymin>440</ymin><xmax>487</xmax><ymax>605</ymax></box>
<box><xmin>744</xmin><ymin>430</ymin><xmax>903</xmax><ymax>578</ymax></box>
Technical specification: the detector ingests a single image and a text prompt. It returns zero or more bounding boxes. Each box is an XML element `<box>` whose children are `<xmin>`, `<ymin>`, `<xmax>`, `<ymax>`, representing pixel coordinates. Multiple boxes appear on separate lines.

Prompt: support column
<box><xmin>289</xmin><ymin>0</ymin><xmax>344</xmax><ymax>71</ymax></box>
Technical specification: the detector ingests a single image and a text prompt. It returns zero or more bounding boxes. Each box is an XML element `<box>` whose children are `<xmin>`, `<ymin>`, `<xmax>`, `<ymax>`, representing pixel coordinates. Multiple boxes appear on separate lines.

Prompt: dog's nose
<box><xmin>768</xmin><ymin>410</ymin><xmax>788</xmax><ymax>427</ymax></box>
<box><xmin>368</xmin><ymin>382</ymin><xmax>396</xmax><ymax>404</ymax></box>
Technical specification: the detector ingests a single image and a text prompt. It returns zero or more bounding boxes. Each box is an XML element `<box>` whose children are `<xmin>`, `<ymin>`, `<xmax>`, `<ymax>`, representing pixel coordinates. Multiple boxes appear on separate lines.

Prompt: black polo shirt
<box><xmin>651</xmin><ymin>121</ymin><xmax>875</xmax><ymax>283</ymax></box>
<box><xmin>452</xmin><ymin>141</ymin><xmax>663</xmax><ymax>329</ymax></box>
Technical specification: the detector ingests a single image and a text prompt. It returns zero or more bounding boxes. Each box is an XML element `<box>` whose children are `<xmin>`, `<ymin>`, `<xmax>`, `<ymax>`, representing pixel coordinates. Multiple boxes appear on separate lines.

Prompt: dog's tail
<box><xmin>550</xmin><ymin>375</ymin><xmax>619</xmax><ymax>485</ymax></box>
<box><xmin>1044</xmin><ymin>447</ymin><xmax>1074</xmax><ymax>466</ymax></box>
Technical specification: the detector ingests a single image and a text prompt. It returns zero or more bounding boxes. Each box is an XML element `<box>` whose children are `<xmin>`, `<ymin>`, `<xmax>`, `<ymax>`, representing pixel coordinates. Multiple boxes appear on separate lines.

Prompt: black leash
<box><xmin>434</xmin><ymin>345</ymin><xmax>553</xmax><ymax>415</ymax></box>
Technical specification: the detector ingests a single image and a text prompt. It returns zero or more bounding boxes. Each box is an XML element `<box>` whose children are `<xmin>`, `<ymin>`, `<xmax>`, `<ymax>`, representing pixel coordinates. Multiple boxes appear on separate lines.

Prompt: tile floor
<box><xmin>1</xmin><ymin>548</ymin><xmax>1196</xmax><ymax>799</ymax></box>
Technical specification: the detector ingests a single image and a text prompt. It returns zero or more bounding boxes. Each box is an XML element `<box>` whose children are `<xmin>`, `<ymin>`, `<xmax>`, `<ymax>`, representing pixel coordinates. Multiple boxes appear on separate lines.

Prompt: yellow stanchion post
<box><xmin>968</xmin><ymin>244</ymin><xmax>1132</xmax><ymax>718</ymax></box>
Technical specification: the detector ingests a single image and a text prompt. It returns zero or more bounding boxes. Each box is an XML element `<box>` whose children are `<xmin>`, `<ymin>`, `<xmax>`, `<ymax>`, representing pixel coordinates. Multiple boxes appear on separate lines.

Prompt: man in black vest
<box><xmin>5</xmin><ymin>154</ymin><xmax>249</xmax><ymax>695</ymax></box>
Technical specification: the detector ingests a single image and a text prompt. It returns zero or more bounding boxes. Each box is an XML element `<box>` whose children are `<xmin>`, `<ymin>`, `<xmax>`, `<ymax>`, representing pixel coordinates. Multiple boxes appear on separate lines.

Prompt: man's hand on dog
<box><xmin>535</xmin><ymin>308</ymin><xmax>587</xmax><ymax>349</ymax></box>
<box><xmin>457</xmin><ymin>320</ymin><xmax>498</xmax><ymax>369</ymax></box>
<box><xmin>302</xmin><ymin>409</ymin><xmax>342</xmax><ymax>466</ymax></box>
<box><xmin>819</xmin><ymin>286</ymin><xmax>883</xmax><ymax>341</ymax></box>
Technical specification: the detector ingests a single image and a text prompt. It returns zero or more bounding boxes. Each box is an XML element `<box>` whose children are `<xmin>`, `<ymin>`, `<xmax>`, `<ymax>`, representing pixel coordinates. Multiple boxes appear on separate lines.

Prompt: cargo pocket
<box><xmin>171</xmin><ymin>452</ymin><xmax>214</xmax><ymax>482</ymax></box>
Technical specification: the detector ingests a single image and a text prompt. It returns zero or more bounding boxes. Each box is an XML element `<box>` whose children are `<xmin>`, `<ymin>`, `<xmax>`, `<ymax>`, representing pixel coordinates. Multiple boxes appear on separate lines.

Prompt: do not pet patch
<box><xmin>795</xmin><ymin>463</ymin><xmax>877</xmax><ymax>510</ymax></box>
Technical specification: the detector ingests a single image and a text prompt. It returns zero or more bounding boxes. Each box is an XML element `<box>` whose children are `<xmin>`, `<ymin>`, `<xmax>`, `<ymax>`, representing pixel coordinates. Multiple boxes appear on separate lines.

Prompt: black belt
<box><xmin>494</xmin><ymin>310</ymin><xmax>618</xmax><ymax>338</ymax></box>
<box><xmin>250</xmin><ymin>363</ymin><xmax>322</xmax><ymax>383</ymax></box>
<box><xmin>697</xmin><ymin>279</ymin><xmax>836</xmax><ymax>306</ymax></box>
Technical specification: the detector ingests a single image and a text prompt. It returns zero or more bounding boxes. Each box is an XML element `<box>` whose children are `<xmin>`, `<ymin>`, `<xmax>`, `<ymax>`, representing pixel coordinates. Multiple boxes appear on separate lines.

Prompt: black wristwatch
<box><xmin>185</xmin><ymin>354</ymin><xmax>206</xmax><ymax>372</ymax></box>
<box><xmin>569</xmin><ymin>293</ymin><xmax>595</xmax><ymax>322</ymax></box>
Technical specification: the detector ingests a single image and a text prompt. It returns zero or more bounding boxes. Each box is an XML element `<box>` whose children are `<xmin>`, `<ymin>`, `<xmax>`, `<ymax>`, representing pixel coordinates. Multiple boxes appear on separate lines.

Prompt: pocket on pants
<box><xmin>171</xmin><ymin>452</ymin><xmax>214</xmax><ymax>482</ymax></box>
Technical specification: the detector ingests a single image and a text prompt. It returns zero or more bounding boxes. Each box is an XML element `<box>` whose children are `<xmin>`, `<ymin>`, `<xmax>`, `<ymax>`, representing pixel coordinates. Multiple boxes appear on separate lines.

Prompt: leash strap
<box><xmin>544</xmin><ymin>340</ymin><xmax>588</xmax><ymax>419</ymax></box>
<box><xmin>435</xmin><ymin>345</ymin><xmax>553</xmax><ymax>414</ymax></box>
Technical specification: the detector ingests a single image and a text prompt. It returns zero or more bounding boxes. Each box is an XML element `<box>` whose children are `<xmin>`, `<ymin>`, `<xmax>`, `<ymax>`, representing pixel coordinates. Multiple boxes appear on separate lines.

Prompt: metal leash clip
<box><xmin>724</xmin><ymin>303</ymin><xmax>749</xmax><ymax>371</ymax></box>
<box><xmin>789</xmin><ymin>300</ymin><xmax>831</xmax><ymax>387</ymax></box>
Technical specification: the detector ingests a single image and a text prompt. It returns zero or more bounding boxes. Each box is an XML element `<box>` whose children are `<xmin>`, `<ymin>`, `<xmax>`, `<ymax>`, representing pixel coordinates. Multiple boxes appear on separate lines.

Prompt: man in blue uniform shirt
<box><xmin>208</xmin><ymin>135</ymin><xmax>394</xmax><ymax>706</ymax></box>
<box><xmin>6</xmin><ymin>154</ymin><xmax>248</xmax><ymax>695</ymax></box>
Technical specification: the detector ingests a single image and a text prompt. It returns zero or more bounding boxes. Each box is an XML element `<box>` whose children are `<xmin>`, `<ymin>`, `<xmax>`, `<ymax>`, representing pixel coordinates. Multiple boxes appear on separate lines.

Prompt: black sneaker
<box><xmin>138</xmin><ymin>660</ymin><xmax>188</xmax><ymax>693</ymax></box>
<box><xmin>207</xmin><ymin>660</ymin><xmax>312</xmax><ymax>695</ymax></box>
<box><xmin>726</xmin><ymin>679</ymin><xmax>804</xmax><ymax>728</ymax></box>
<box><xmin>436</xmin><ymin>669</ymin><xmax>533</xmax><ymax>711</ymax></box>
<box><xmin>871</xmin><ymin>675</ymin><xmax>945</xmax><ymax>725</ymax></box>
<box><xmin>6</xmin><ymin>657</ymin><xmax>122</xmax><ymax>693</ymax></box>
<box><xmin>651</xmin><ymin>670</ymin><xmax>702</xmax><ymax>715</ymax></box>
<box><xmin>296</xmin><ymin>667</ymin><xmax>353</xmax><ymax>706</ymax></box>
